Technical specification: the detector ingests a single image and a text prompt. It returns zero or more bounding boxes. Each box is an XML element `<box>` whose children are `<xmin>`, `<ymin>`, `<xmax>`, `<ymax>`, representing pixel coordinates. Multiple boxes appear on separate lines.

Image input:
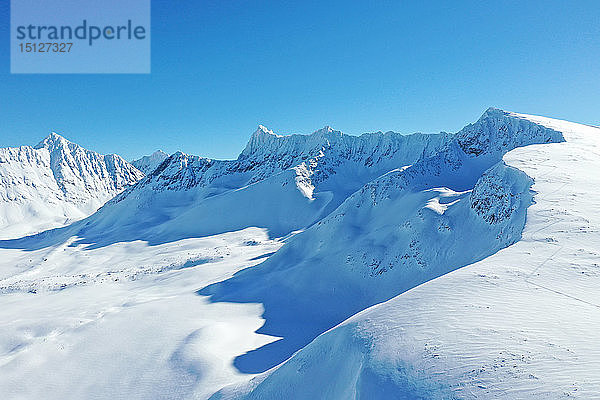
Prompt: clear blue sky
<box><xmin>1</xmin><ymin>0</ymin><xmax>599</xmax><ymax>160</ymax></box>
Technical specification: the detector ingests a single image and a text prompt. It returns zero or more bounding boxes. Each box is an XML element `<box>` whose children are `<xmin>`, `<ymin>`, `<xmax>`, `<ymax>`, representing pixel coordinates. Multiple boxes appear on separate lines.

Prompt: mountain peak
<box><xmin>240</xmin><ymin>126</ymin><xmax>283</xmax><ymax>157</ymax></box>
<box><xmin>131</xmin><ymin>150</ymin><xmax>170</xmax><ymax>175</ymax></box>
<box><xmin>34</xmin><ymin>132</ymin><xmax>71</xmax><ymax>150</ymax></box>
<box><xmin>456</xmin><ymin>107</ymin><xmax>564</xmax><ymax>157</ymax></box>
<box><xmin>312</xmin><ymin>125</ymin><xmax>340</xmax><ymax>136</ymax></box>
<box><xmin>151</xmin><ymin>150</ymin><xmax>168</xmax><ymax>157</ymax></box>
<box><xmin>254</xmin><ymin>125</ymin><xmax>279</xmax><ymax>137</ymax></box>
<box><xmin>480</xmin><ymin>107</ymin><xmax>509</xmax><ymax>119</ymax></box>
<box><xmin>0</xmin><ymin>132</ymin><xmax>144</xmax><ymax>237</ymax></box>
<box><xmin>48</xmin><ymin>131</ymin><xmax>64</xmax><ymax>140</ymax></box>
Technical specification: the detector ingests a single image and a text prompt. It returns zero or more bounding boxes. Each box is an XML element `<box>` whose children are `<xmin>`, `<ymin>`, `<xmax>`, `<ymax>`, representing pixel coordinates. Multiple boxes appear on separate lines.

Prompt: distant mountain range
<box><xmin>1</xmin><ymin>109</ymin><xmax>597</xmax><ymax>399</ymax></box>
<box><xmin>0</xmin><ymin>132</ymin><xmax>143</xmax><ymax>239</ymax></box>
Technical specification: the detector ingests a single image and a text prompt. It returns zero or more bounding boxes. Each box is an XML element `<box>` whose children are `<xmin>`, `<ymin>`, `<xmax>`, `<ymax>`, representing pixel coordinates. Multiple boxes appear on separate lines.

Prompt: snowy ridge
<box><xmin>139</xmin><ymin>125</ymin><xmax>454</xmax><ymax>193</ymax></box>
<box><xmin>0</xmin><ymin>133</ymin><xmax>143</xmax><ymax>239</ymax></box>
<box><xmin>2</xmin><ymin>109</ymin><xmax>596</xmax><ymax>400</ymax></box>
<box><xmin>132</xmin><ymin>150</ymin><xmax>169</xmax><ymax>174</ymax></box>
<box><xmin>33</xmin><ymin>133</ymin><xmax>143</xmax><ymax>199</ymax></box>
<box><xmin>211</xmin><ymin>115</ymin><xmax>600</xmax><ymax>399</ymax></box>
<box><xmin>238</xmin><ymin>125</ymin><xmax>455</xmax><ymax>188</ymax></box>
<box><xmin>201</xmin><ymin>108</ymin><xmax>564</xmax><ymax>374</ymax></box>
<box><xmin>48</xmin><ymin>125</ymin><xmax>452</xmax><ymax>245</ymax></box>
<box><xmin>456</xmin><ymin>107</ymin><xmax>563</xmax><ymax>156</ymax></box>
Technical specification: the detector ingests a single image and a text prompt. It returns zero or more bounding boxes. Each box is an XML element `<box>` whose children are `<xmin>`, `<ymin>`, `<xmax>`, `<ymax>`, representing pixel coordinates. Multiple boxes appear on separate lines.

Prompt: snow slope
<box><xmin>0</xmin><ymin>133</ymin><xmax>143</xmax><ymax>239</ymax></box>
<box><xmin>132</xmin><ymin>150</ymin><xmax>169</xmax><ymax>174</ymax></box>
<box><xmin>0</xmin><ymin>228</ymin><xmax>283</xmax><ymax>399</ymax></box>
<box><xmin>18</xmin><ymin>126</ymin><xmax>451</xmax><ymax>247</ymax></box>
<box><xmin>201</xmin><ymin>108</ymin><xmax>565</xmax><ymax>372</ymax></box>
<box><xmin>0</xmin><ymin>110</ymin><xmax>595</xmax><ymax>400</ymax></box>
<box><xmin>0</xmin><ymin>119</ymin><xmax>457</xmax><ymax>400</ymax></box>
<box><xmin>211</xmin><ymin>115</ymin><xmax>600</xmax><ymax>399</ymax></box>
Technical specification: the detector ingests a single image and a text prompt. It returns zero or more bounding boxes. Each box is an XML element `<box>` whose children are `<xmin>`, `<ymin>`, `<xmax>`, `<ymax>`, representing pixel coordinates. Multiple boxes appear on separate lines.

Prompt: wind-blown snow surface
<box><xmin>0</xmin><ymin>110</ymin><xmax>596</xmax><ymax>400</ymax></box>
<box><xmin>211</xmin><ymin>115</ymin><xmax>600</xmax><ymax>399</ymax></box>
<box><xmin>0</xmin><ymin>228</ymin><xmax>283</xmax><ymax>399</ymax></box>
<box><xmin>0</xmin><ymin>133</ymin><xmax>143</xmax><ymax>239</ymax></box>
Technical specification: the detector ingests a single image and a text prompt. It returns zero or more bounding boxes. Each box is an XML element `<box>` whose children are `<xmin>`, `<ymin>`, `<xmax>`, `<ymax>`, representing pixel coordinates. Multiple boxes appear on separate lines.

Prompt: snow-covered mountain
<box><xmin>132</xmin><ymin>150</ymin><xmax>169</xmax><ymax>174</ymax></box>
<box><xmin>211</xmin><ymin>114</ymin><xmax>600</xmax><ymax>400</ymax></box>
<box><xmin>0</xmin><ymin>133</ymin><xmax>143</xmax><ymax>239</ymax></box>
<box><xmin>201</xmin><ymin>108</ymin><xmax>565</xmax><ymax>372</ymax></box>
<box><xmin>1</xmin><ymin>109</ymin><xmax>598</xmax><ymax>400</ymax></box>
<box><xmin>33</xmin><ymin>125</ymin><xmax>452</xmax><ymax>247</ymax></box>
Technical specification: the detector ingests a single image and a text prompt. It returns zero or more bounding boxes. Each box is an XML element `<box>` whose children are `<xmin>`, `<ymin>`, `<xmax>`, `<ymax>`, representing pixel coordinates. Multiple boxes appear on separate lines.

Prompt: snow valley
<box><xmin>0</xmin><ymin>109</ymin><xmax>599</xmax><ymax>399</ymax></box>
